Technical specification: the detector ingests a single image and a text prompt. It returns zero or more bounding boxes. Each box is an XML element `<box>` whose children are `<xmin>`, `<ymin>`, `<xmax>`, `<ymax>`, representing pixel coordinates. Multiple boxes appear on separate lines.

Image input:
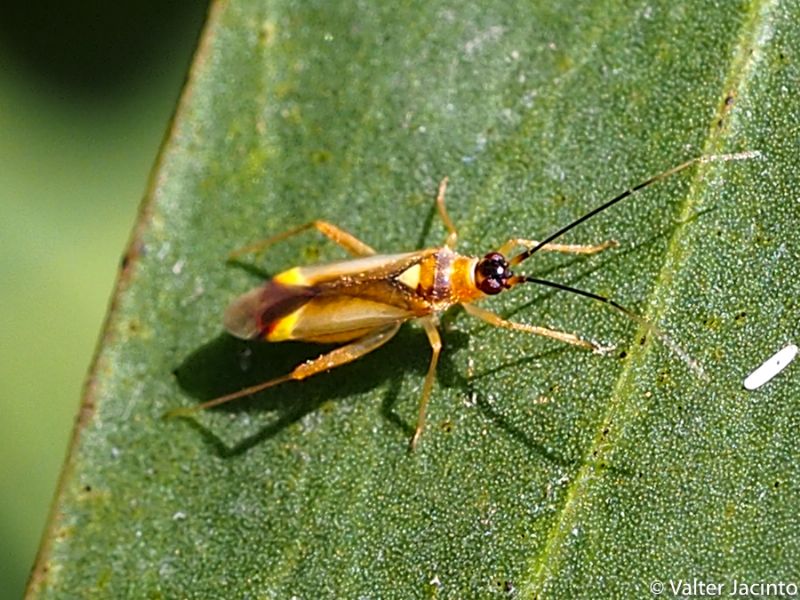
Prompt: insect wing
<box><xmin>225</xmin><ymin>250</ymin><xmax>436</xmax><ymax>342</ymax></box>
<box><xmin>273</xmin><ymin>250</ymin><xmax>432</xmax><ymax>287</ymax></box>
<box><xmin>282</xmin><ymin>294</ymin><xmax>416</xmax><ymax>343</ymax></box>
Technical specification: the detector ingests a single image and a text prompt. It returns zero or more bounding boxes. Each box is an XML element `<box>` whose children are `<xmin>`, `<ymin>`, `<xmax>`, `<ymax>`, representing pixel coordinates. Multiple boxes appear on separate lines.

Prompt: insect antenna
<box><xmin>504</xmin><ymin>151</ymin><xmax>760</xmax><ymax>375</ymax></box>
<box><xmin>517</xmin><ymin>275</ymin><xmax>705</xmax><ymax>378</ymax></box>
<box><xmin>509</xmin><ymin>150</ymin><xmax>760</xmax><ymax>267</ymax></box>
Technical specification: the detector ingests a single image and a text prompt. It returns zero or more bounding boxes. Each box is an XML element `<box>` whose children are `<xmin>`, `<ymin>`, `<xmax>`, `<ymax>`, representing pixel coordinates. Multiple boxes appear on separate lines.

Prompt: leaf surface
<box><xmin>29</xmin><ymin>0</ymin><xmax>800</xmax><ymax>597</ymax></box>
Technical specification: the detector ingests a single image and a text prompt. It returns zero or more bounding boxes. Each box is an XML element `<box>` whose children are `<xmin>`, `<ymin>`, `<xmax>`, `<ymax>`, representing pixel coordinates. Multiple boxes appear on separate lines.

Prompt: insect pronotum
<box><xmin>169</xmin><ymin>150</ymin><xmax>758</xmax><ymax>450</ymax></box>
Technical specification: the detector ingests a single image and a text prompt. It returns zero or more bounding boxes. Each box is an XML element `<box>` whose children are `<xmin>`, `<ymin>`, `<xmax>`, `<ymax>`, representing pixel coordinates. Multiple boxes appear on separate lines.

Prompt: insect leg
<box><xmin>462</xmin><ymin>303</ymin><xmax>609</xmax><ymax>353</ymax></box>
<box><xmin>435</xmin><ymin>177</ymin><xmax>459</xmax><ymax>249</ymax></box>
<box><xmin>496</xmin><ymin>238</ymin><xmax>618</xmax><ymax>257</ymax></box>
<box><xmin>166</xmin><ymin>323</ymin><xmax>401</xmax><ymax>417</ymax></box>
<box><xmin>410</xmin><ymin>317</ymin><xmax>442</xmax><ymax>451</ymax></box>
<box><xmin>228</xmin><ymin>220</ymin><xmax>376</xmax><ymax>260</ymax></box>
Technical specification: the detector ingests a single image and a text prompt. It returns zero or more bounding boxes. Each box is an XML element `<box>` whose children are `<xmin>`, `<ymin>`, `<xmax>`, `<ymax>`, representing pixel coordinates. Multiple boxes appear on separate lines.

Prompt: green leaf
<box><xmin>28</xmin><ymin>0</ymin><xmax>800</xmax><ymax>597</ymax></box>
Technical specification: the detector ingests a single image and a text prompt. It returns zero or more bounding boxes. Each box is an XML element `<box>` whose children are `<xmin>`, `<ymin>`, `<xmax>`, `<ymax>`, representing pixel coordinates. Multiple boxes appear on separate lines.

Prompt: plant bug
<box><xmin>168</xmin><ymin>151</ymin><xmax>758</xmax><ymax>450</ymax></box>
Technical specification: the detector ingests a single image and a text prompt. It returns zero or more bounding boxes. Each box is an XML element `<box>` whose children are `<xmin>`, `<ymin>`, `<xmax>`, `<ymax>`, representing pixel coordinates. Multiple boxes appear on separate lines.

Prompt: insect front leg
<box><xmin>166</xmin><ymin>324</ymin><xmax>401</xmax><ymax>417</ymax></box>
<box><xmin>228</xmin><ymin>220</ymin><xmax>377</xmax><ymax>260</ymax></box>
<box><xmin>409</xmin><ymin>316</ymin><xmax>442</xmax><ymax>452</ymax></box>
<box><xmin>496</xmin><ymin>238</ymin><xmax>618</xmax><ymax>257</ymax></box>
<box><xmin>462</xmin><ymin>303</ymin><xmax>612</xmax><ymax>353</ymax></box>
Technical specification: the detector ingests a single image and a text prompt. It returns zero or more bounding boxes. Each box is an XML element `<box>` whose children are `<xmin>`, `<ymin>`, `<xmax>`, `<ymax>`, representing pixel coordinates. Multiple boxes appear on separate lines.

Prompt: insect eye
<box><xmin>475</xmin><ymin>252</ymin><xmax>511</xmax><ymax>295</ymax></box>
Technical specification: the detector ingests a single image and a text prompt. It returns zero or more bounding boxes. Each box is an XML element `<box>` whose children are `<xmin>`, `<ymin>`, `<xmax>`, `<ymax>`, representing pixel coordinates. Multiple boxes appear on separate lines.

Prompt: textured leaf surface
<box><xmin>29</xmin><ymin>0</ymin><xmax>800</xmax><ymax>597</ymax></box>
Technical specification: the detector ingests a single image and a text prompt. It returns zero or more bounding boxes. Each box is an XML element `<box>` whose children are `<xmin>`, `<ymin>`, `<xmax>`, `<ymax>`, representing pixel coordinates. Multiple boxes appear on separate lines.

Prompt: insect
<box><xmin>169</xmin><ymin>151</ymin><xmax>757</xmax><ymax>450</ymax></box>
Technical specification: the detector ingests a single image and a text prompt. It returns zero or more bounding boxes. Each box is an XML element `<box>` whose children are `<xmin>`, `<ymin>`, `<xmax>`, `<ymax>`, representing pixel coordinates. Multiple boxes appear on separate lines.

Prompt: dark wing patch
<box><xmin>223</xmin><ymin>281</ymin><xmax>316</xmax><ymax>340</ymax></box>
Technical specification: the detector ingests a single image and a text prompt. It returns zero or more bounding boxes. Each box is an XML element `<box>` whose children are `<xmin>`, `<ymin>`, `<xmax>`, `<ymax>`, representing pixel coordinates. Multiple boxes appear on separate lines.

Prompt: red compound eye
<box><xmin>475</xmin><ymin>252</ymin><xmax>511</xmax><ymax>295</ymax></box>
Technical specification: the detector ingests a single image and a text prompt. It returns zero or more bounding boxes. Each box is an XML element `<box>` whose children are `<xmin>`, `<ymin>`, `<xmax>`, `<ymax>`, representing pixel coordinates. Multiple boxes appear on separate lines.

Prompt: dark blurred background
<box><xmin>0</xmin><ymin>2</ymin><xmax>208</xmax><ymax>596</ymax></box>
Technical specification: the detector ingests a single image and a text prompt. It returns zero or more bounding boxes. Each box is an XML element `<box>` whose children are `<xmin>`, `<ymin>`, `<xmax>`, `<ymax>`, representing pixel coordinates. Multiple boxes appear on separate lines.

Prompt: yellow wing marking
<box><xmin>396</xmin><ymin>264</ymin><xmax>421</xmax><ymax>290</ymax></box>
<box><xmin>265</xmin><ymin>310</ymin><xmax>301</xmax><ymax>342</ymax></box>
<box><xmin>273</xmin><ymin>267</ymin><xmax>308</xmax><ymax>286</ymax></box>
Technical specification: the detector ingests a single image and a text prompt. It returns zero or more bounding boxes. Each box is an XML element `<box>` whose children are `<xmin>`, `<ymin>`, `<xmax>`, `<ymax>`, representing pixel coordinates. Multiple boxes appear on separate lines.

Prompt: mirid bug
<box><xmin>169</xmin><ymin>151</ymin><xmax>757</xmax><ymax>449</ymax></box>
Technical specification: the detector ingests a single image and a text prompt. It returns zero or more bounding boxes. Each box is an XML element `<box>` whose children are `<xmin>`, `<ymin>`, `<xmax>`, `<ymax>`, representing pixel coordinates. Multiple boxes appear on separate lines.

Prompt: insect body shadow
<box><xmin>173</xmin><ymin>327</ymin><xmax>469</xmax><ymax>457</ymax></box>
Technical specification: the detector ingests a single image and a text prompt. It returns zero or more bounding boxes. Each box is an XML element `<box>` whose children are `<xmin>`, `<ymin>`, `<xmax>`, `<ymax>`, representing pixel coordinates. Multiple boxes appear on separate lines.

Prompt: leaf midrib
<box><xmin>522</xmin><ymin>0</ymin><xmax>775</xmax><ymax>593</ymax></box>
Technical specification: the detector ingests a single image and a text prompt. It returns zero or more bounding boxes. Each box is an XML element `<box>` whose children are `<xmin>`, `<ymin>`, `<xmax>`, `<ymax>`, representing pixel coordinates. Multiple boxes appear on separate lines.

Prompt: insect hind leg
<box><xmin>166</xmin><ymin>324</ymin><xmax>401</xmax><ymax>417</ymax></box>
<box><xmin>228</xmin><ymin>220</ymin><xmax>376</xmax><ymax>261</ymax></box>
